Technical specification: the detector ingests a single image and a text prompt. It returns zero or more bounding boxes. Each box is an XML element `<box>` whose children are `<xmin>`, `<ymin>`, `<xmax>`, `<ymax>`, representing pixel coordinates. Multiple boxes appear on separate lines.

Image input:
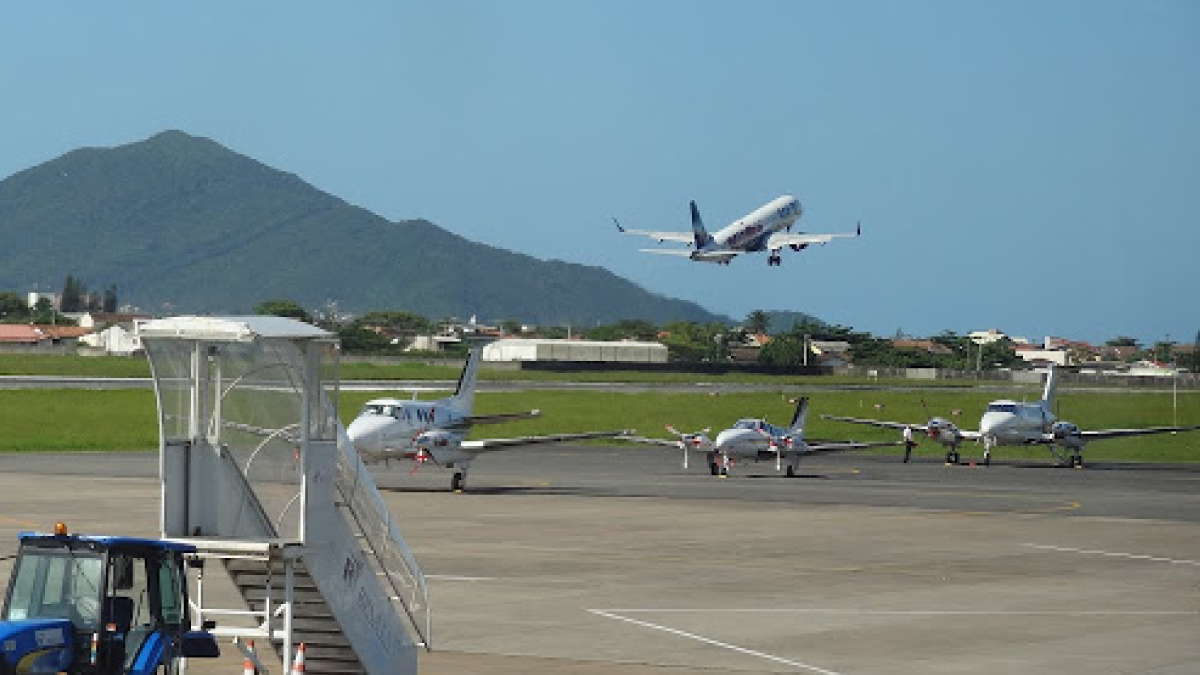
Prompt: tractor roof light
<box><xmin>54</xmin><ymin>521</ymin><xmax>69</xmax><ymax>536</ymax></box>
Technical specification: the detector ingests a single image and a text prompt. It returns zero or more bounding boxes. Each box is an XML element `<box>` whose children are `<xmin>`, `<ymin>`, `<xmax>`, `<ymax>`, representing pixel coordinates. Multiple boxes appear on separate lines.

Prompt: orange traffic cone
<box><xmin>291</xmin><ymin>643</ymin><xmax>307</xmax><ymax>674</ymax></box>
<box><xmin>243</xmin><ymin>639</ymin><xmax>257</xmax><ymax>675</ymax></box>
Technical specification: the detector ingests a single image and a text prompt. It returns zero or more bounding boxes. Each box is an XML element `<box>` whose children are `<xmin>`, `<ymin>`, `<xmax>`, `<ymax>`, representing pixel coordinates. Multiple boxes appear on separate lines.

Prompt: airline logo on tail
<box><xmin>689</xmin><ymin>201</ymin><xmax>714</xmax><ymax>249</ymax></box>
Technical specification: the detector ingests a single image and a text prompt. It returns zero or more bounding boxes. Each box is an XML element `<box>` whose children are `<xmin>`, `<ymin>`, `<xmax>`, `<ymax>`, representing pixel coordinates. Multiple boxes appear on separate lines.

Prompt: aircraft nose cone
<box><xmin>713</xmin><ymin>430</ymin><xmax>736</xmax><ymax>451</ymax></box>
<box><xmin>714</xmin><ymin>429</ymin><xmax>752</xmax><ymax>452</ymax></box>
<box><xmin>346</xmin><ymin>417</ymin><xmax>385</xmax><ymax>451</ymax></box>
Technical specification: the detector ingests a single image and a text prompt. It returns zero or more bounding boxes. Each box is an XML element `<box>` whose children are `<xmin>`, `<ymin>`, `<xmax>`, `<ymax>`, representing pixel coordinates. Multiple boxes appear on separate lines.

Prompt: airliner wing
<box><xmin>614</xmin><ymin>219</ymin><xmax>696</xmax><ymax>245</ymax></box>
<box><xmin>766</xmin><ymin>222</ymin><xmax>861</xmax><ymax>250</ymax></box>
<box><xmin>460</xmin><ymin>430</ymin><xmax>633</xmax><ymax>453</ymax></box>
<box><xmin>639</xmin><ymin>248</ymin><xmax>695</xmax><ymax>256</ymax></box>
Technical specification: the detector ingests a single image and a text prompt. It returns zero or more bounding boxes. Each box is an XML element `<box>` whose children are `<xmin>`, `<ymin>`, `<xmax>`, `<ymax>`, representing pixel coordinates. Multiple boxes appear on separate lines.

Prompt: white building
<box><xmin>482</xmin><ymin>338</ymin><xmax>668</xmax><ymax>363</ymax></box>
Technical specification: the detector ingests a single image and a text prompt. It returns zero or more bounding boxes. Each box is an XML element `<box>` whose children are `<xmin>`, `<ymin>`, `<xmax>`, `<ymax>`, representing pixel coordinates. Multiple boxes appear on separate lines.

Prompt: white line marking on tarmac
<box><xmin>597</xmin><ymin>608</ymin><xmax>1196</xmax><ymax>616</ymax></box>
<box><xmin>1023</xmin><ymin>543</ymin><xmax>1200</xmax><ymax>566</ymax></box>
<box><xmin>425</xmin><ymin>574</ymin><xmax>498</xmax><ymax>582</ymax></box>
<box><xmin>587</xmin><ymin>609</ymin><xmax>845</xmax><ymax>675</ymax></box>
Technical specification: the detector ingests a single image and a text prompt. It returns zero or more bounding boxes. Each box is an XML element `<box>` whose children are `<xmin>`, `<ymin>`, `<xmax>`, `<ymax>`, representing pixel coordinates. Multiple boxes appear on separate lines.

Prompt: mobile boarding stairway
<box><xmin>140</xmin><ymin>316</ymin><xmax>429</xmax><ymax>674</ymax></box>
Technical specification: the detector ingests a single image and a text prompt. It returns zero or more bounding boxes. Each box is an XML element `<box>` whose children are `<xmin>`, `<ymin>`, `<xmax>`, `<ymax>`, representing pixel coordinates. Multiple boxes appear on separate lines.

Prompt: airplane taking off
<box><xmin>822</xmin><ymin>366</ymin><xmax>1200</xmax><ymax>467</ymax></box>
<box><xmin>629</xmin><ymin>397</ymin><xmax>900</xmax><ymax>477</ymax></box>
<box><xmin>346</xmin><ymin>346</ymin><xmax>629</xmax><ymax>491</ymax></box>
<box><xmin>613</xmin><ymin>195</ymin><xmax>859</xmax><ymax>266</ymax></box>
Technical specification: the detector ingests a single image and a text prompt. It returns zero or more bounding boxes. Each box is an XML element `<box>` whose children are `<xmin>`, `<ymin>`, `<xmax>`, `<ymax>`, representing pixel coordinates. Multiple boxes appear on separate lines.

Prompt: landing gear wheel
<box><xmin>982</xmin><ymin>454</ymin><xmax>990</xmax><ymax>466</ymax></box>
<box><xmin>946</xmin><ymin>450</ymin><xmax>960</xmax><ymax>465</ymax></box>
<box><xmin>785</xmin><ymin>464</ymin><xmax>796</xmax><ymax>478</ymax></box>
<box><xmin>1071</xmin><ymin>455</ymin><xmax>1083</xmax><ymax>469</ymax></box>
<box><xmin>768</xmin><ymin>255</ymin><xmax>782</xmax><ymax>266</ymax></box>
<box><xmin>709</xmin><ymin>462</ymin><xmax>720</xmax><ymax>476</ymax></box>
<box><xmin>451</xmin><ymin>472</ymin><xmax>465</xmax><ymax>492</ymax></box>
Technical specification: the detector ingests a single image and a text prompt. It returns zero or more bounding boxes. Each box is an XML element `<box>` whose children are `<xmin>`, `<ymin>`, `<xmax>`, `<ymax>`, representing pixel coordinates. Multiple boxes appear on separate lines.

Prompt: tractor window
<box><xmin>157</xmin><ymin>557</ymin><xmax>185</xmax><ymax>626</ymax></box>
<box><xmin>109</xmin><ymin>553</ymin><xmax>154</xmax><ymax>672</ymax></box>
<box><xmin>2</xmin><ymin>549</ymin><xmax>102</xmax><ymax>631</ymax></box>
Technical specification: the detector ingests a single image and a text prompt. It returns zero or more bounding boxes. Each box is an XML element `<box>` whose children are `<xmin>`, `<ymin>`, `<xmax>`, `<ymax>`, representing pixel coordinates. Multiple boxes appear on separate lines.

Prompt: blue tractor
<box><xmin>0</xmin><ymin>524</ymin><xmax>219</xmax><ymax>674</ymax></box>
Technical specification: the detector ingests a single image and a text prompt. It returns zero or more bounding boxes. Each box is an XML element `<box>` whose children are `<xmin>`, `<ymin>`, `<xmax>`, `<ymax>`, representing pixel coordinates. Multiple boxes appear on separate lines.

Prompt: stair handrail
<box><xmin>332</xmin><ymin>425</ymin><xmax>432</xmax><ymax>649</ymax></box>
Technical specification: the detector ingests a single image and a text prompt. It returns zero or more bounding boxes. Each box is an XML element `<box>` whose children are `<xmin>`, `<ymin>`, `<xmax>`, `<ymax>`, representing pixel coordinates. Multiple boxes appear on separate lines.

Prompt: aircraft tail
<box><xmin>1040</xmin><ymin>364</ymin><xmax>1060</xmax><ymax>410</ymax></box>
<box><xmin>690</xmin><ymin>201</ymin><xmax>713</xmax><ymax>249</ymax></box>
<box><xmin>787</xmin><ymin>396</ymin><xmax>810</xmax><ymax>435</ymax></box>
<box><xmin>448</xmin><ymin>346</ymin><xmax>483</xmax><ymax>414</ymax></box>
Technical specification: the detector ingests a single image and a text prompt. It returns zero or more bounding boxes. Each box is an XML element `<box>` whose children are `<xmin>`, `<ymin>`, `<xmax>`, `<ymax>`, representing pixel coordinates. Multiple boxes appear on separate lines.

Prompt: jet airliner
<box><xmin>614</xmin><ymin>195</ymin><xmax>859</xmax><ymax>266</ymax></box>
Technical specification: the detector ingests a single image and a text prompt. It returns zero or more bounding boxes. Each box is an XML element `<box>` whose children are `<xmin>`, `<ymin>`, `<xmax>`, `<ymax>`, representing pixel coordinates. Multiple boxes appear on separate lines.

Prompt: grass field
<box><xmin>2</xmin><ymin>387</ymin><xmax>1197</xmax><ymax>463</ymax></box>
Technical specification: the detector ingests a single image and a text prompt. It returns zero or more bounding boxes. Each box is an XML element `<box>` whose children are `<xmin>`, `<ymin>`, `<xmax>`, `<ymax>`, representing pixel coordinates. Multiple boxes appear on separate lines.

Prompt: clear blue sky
<box><xmin>2</xmin><ymin>1</ymin><xmax>1196</xmax><ymax>346</ymax></box>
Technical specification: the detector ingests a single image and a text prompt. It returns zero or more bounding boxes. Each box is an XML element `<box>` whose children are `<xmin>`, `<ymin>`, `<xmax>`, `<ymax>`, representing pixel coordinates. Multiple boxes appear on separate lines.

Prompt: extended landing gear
<box><xmin>767</xmin><ymin>254</ymin><xmax>782</xmax><ymax>266</ymax></box>
<box><xmin>945</xmin><ymin>449</ymin><xmax>960</xmax><ymax>465</ymax></box>
<box><xmin>1070</xmin><ymin>453</ymin><xmax>1084</xmax><ymax>469</ymax></box>
<box><xmin>785</xmin><ymin>463</ymin><xmax>796</xmax><ymax>478</ymax></box>
<box><xmin>451</xmin><ymin>468</ymin><xmax>469</xmax><ymax>492</ymax></box>
<box><xmin>709</xmin><ymin>462</ymin><xmax>720</xmax><ymax>476</ymax></box>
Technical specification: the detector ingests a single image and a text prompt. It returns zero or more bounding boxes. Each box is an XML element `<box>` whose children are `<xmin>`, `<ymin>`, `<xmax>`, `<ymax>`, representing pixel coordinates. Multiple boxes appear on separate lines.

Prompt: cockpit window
<box><xmin>361</xmin><ymin>404</ymin><xmax>398</xmax><ymax>417</ymax></box>
<box><xmin>987</xmin><ymin>403</ymin><xmax>1019</xmax><ymax>414</ymax></box>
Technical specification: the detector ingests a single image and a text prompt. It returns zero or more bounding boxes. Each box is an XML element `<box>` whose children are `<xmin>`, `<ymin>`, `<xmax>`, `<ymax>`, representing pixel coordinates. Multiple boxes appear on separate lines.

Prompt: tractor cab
<box><xmin>0</xmin><ymin>524</ymin><xmax>218</xmax><ymax>674</ymax></box>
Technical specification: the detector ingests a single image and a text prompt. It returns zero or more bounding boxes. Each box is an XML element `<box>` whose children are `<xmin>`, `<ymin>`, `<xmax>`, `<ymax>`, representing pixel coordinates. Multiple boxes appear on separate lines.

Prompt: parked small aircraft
<box><xmin>346</xmin><ymin>347</ymin><xmax>629</xmax><ymax>491</ymax></box>
<box><xmin>614</xmin><ymin>195</ymin><xmax>859</xmax><ymax>266</ymax></box>
<box><xmin>822</xmin><ymin>366</ymin><xmax>1200</xmax><ymax>467</ymax></box>
<box><xmin>628</xmin><ymin>397</ymin><xmax>900</xmax><ymax>477</ymax></box>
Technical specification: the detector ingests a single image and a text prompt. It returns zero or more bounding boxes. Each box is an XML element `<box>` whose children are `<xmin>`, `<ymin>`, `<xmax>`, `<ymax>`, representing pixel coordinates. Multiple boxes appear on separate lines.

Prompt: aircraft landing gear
<box><xmin>785</xmin><ymin>463</ymin><xmax>796</xmax><ymax>478</ymax></box>
<box><xmin>945</xmin><ymin>449</ymin><xmax>960</xmax><ymax>465</ymax></box>
<box><xmin>1071</xmin><ymin>453</ymin><xmax>1084</xmax><ymax>469</ymax></box>
<box><xmin>767</xmin><ymin>254</ymin><xmax>782</xmax><ymax>266</ymax></box>
<box><xmin>709</xmin><ymin>462</ymin><xmax>720</xmax><ymax>476</ymax></box>
<box><xmin>451</xmin><ymin>468</ymin><xmax>469</xmax><ymax>492</ymax></box>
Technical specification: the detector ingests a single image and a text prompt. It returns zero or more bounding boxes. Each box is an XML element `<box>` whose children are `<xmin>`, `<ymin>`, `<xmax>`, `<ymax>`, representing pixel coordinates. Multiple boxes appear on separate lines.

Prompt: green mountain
<box><xmin>0</xmin><ymin>131</ymin><xmax>729</xmax><ymax>326</ymax></box>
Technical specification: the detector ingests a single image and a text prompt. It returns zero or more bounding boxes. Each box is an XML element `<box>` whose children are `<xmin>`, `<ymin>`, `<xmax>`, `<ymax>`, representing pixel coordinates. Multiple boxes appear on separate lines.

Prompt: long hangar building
<box><xmin>482</xmin><ymin>338</ymin><xmax>668</xmax><ymax>364</ymax></box>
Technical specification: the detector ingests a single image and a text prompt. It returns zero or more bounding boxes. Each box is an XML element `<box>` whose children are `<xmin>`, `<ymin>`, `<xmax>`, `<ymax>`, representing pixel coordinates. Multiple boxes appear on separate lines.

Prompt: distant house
<box><xmin>728</xmin><ymin>332</ymin><xmax>771</xmax><ymax>363</ymax></box>
<box><xmin>37</xmin><ymin>325</ymin><xmax>91</xmax><ymax>346</ymax></box>
<box><xmin>891</xmin><ymin>339</ymin><xmax>953</xmax><ymax>355</ymax></box>
<box><xmin>810</xmin><ymin>340</ymin><xmax>852</xmax><ymax>367</ymax></box>
<box><xmin>0</xmin><ymin>325</ymin><xmax>51</xmax><ymax>347</ymax></box>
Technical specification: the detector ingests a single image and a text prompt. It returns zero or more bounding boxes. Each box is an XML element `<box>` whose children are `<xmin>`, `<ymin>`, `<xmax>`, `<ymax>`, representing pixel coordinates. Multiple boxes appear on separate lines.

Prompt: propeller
<box><xmin>665</xmin><ymin>425</ymin><xmax>711</xmax><ymax>469</ymax></box>
<box><xmin>410</xmin><ymin>430</ymin><xmax>450</xmax><ymax>474</ymax></box>
<box><xmin>755</xmin><ymin>427</ymin><xmax>792</xmax><ymax>471</ymax></box>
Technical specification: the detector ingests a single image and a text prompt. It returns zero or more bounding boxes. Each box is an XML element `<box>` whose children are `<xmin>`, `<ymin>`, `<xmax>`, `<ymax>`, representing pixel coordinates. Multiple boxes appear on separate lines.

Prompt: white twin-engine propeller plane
<box><xmin>629</xmin><ymin>397</ymin><xmax>900</xmax><ymax>477</ymax></box>
<box><xmin>822</xmin><ymin>366</ymin><xmax>1200</xmax><ymax>468</ymax></box>
<box><xmin>346</xmin><ymin>347</ymin><xmax>629</xmax><ymax>491</ymax></box>
<box><xmin>613</xmin><ymin>195</ymin><xmax>859</xmax><ymax>266</ymax></box>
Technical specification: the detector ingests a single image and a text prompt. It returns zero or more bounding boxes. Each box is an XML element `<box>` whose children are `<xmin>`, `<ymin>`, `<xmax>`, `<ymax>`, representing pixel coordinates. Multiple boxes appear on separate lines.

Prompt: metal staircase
<box><xmin>140</xmin><ymin>316</ymin><xmax>429</xmax><ymax>674</ymax></box>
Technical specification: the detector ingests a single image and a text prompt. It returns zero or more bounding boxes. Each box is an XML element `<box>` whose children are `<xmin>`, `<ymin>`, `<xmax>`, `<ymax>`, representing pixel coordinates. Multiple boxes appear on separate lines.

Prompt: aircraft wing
<box><xmin>460</xmin><ymin>430</ymin><xmax>634</xmax><ymax>453</ymax></box>
<box><xmin>819</xmin><ymin>414</ymin><xmax>929</xmax><ymax>432</ymax></box>
<box><xmin>613</xmin><ymin>217</ymin><xmax>697</xmax><ymax>245</ymax></box>
<box><xmin>622</xmin><ymin>435</ymin><xmax>685</xmax><ymax>449</ymax></box>
<box><xmin>464</xmin><ymin>410</ymin><xmax>541</xmax><ymax>425</ymax></box>
<box><xmin>1056</xmin><ymin>424</ymin><xmax>1200</xmax><ymax>442</ymax></box>
<box><xmin>638</xmin><ymin>248</ymin><xmax>696</xmax><ymax>256</ymax></box>
<box><xmin>804</xmin><ymin>440</ymin><xmax>905</xmax><ymax>454</ymax></box>
<box><xmin>766</xmin><ymin>223</ymin><xmax>860</xmax><ymax>250</ymax></box>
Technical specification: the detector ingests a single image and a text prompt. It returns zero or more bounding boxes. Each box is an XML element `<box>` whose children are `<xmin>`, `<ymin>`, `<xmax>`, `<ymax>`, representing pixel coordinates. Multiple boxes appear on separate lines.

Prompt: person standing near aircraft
<box><xmin>902</xmin><ymin>425</ymin><xmax>916</xmax><ymax>463</ymax></box>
